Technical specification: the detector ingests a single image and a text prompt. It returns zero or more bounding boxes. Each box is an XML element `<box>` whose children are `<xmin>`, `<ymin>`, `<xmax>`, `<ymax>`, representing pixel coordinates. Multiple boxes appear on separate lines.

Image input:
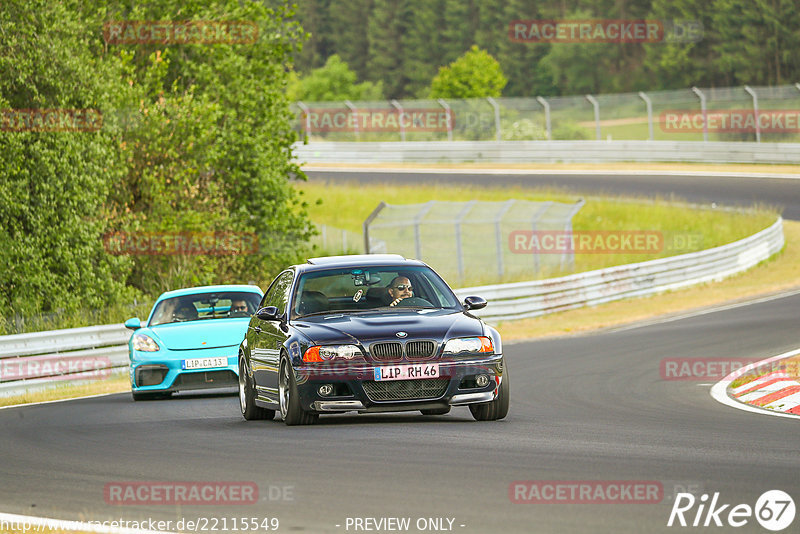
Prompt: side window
<box><xmin>266</xmin><ymin>271</ymin><xmax>294</xmax><ymax>314</ymax></box>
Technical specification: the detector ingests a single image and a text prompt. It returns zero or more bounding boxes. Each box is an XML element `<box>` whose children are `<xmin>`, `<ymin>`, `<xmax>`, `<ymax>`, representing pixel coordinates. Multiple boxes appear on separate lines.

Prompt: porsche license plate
<box><xmin>182</xmin><ymin>357</ymin><xmax>228</xmax><ymax>370</ymax></box>
<box><xmin>374</xmin><ymin>363</ymin><xmax>439</xmax><ymax>381</ymax></box>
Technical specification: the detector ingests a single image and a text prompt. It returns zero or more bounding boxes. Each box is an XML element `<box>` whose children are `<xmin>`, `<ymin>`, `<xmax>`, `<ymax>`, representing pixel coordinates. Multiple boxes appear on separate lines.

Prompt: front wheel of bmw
<box><xmin>239</xmin><ymin>358</ymin><xmax>274</xmax><ymax>421</ymax></box>
<box><xmin>469</xmin><ymin>370</ymin><xmax>510</xmax><ymax>421</ymax></box>
<box><xmin>279</xmin><ymin>356</ymin><xmax>318</xmax><ymax>426</ymax></box>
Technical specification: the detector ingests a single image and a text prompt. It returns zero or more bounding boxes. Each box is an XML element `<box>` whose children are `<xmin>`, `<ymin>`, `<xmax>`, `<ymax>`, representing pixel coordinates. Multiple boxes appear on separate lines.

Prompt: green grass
<box><xmin>298</xmin><ymin>181</ymin><xmax>777</xmax><ymax>287</ymax></box>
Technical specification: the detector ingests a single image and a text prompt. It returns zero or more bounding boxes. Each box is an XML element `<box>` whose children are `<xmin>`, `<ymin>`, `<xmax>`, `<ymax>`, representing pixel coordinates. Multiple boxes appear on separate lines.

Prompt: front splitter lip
<box><xmin>295</xmin><ymin>354</ymin><xmax>503</xmax><ymax>380</ymax></box>
<box><xmin>310</xmin><ymin>390</ymin><xmax>495</xmax><ymax>413</ymax></box>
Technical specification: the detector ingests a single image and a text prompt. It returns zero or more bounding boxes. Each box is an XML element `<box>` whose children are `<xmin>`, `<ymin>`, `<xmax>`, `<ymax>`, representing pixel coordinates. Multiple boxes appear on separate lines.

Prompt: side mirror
<box><xmin>256</xmin><ymin>306</ymin><xmax>281</xmax><ymax>321</ymax></box>
<box><xmin>463</xmin><ymin>296</ymin><xmax>487</xmax><ymax>311</ymax></box>
<box><xmin>124</xmin><ymin>317</ymin><xmax>142</xmax><ymax>330</ymax></box>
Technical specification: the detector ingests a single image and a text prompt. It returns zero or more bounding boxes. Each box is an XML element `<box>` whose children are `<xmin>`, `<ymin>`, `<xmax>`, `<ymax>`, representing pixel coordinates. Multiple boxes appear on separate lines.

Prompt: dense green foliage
<box><xmin>430</xmin><ymin>46</ymin><xmax>507</xmax><ymax>98</ymax></box>
<box><xmin>287</xmin><ymin>55</ymin><xmax>383</xmax><ymax>101</ymax></box>
<box><xmin>291</xmin><ymin>0</ymin><xmax>800</xmax><ymax>98</ymax></box>
<box><xmin>0</xmin><ymin>0</ymin><xmax>312</xmax><ymax>324</ymax></box>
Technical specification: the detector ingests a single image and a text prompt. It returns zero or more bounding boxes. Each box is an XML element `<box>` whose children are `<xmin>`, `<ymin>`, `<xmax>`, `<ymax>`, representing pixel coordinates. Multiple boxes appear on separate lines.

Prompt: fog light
<box><xmin>476</xmin><ymin>374</ymin><xmax>490</xmax><ymax>387</ymax></box>
<box><xmin>318</xmin><ymin>384</ymin><xmax>334</xmax><ymax>396</ymax></box>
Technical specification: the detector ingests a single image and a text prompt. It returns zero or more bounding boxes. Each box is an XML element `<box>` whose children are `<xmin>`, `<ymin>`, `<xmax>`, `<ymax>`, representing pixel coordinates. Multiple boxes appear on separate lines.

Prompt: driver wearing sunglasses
<box><xmin>388</xmin><ymin>276</ymin><xmax>413</xmax><ymax>307</ymax></box>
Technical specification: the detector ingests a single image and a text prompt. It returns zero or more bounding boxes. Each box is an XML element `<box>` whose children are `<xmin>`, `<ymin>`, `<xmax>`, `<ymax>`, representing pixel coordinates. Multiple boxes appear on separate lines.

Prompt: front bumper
<box><xmin>129</xmin><ymin>346</ymin><xmax>239</xmax><ymax>393</ymax></box>
<box><xmin>294</xmin><ymin>354</ymin><xmax>504</xmax><ymax>413</ymax></box>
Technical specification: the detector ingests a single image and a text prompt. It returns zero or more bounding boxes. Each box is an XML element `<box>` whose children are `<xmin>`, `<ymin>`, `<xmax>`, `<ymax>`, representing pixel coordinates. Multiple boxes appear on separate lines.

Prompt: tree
<box><xmin>0</xmin><ymin>0</ymin><xmax>316</xmax><ymax>319</ymax></box>
<box><xmin>286</xmin><ymin>55</ymin><xmax>383</xmax><ymax>102</ymax></box>
<box><xmin>0</xmin><ymin>0</ymin><xmax>134</xmax><ymax>316</ymax></box>
<box><xmin>429</xmin><ymin>45</ymin><xmax>508</xmax><ymax>98</ymax></box>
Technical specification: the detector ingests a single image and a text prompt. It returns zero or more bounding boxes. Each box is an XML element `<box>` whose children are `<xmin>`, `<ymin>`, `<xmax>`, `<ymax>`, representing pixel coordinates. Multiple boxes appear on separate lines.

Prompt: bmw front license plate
<box><xmin>374</xmin><ymin>363</ymin><xmax>439</xmax><ymax>381</ymax></box>
<box><xmin>182</xmin><ymin>357</ymin><xmax>227</xmax><ymax>370</ymax></box>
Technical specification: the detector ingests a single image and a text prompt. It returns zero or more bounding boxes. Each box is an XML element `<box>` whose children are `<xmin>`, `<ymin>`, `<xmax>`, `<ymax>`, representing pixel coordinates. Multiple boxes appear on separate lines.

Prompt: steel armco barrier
<box><xmin>0</xmin><ymin>217</ymin><xmax>784</xmax><ymax>397</ymax></box>
<box><xmin>0</xmin><ymin>324</ymin><xmax>130</xmax><ymax>398</ymax></box>
<box><xmin>293</xmin><ymin>140</ymin><xmax>800</xmax><ymax>164</ymax></box>
<box><xmin>453</xmin><ymin>217</ymin><xmax>784</xmax><ymax>322</ymax></box>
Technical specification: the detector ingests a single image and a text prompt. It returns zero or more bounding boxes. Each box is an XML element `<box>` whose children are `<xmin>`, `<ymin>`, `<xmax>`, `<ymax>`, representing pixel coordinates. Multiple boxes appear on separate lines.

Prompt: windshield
<box><xmin>149</xmin><ymin>291</ymin><xmax>261</xmax><ymax>326</ymax></box>
<box><xmin>291</xmin><ymin>265</ymin><xmax>461</xmax><ymax>319</ymax></box>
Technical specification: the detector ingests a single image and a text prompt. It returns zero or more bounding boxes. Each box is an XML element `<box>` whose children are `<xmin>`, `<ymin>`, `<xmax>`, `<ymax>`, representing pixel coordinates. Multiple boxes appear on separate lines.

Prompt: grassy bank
<box><xmin>298</xmin><ymin>181</ymin><xmax>777</xmax><ymax>286</ymax></box>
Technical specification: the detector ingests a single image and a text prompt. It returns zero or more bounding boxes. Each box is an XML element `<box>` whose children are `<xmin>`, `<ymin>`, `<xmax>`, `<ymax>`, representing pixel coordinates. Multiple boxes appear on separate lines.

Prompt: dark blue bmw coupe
<box><xmin>237</xmin><ymin>254</ymin><xmax>509</xmax><ymax>425</ymax></box>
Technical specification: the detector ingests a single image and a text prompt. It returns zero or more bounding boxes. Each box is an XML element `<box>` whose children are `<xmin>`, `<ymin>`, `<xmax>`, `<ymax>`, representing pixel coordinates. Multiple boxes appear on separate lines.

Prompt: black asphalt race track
<box><xmin>1</xmin><ymin>292</ymin><xmax>799</xmax><ymax>533</ymax></box>
<box><xmin>305</xmin><ymin>169</ymin><xmax>800</xmax><ymax>220</ymax></box>
<box><xmin>2</xmin><ymin>171</ymin><xmax>799</xmax><ymax>533</ymax></box>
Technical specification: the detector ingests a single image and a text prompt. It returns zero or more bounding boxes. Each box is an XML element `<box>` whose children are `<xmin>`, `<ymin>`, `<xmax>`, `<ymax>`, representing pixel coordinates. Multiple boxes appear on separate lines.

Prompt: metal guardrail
<box><xmin>0</xmin><ymin>218</ymin><xmax>784</xmax><ymax>397</ymax></box>
<box><xmin>293</xmin><ymin>140</ymin><xmax>800</xmax><ymax>164</ymax></box>
<box><xmin>454</xmin><ymin>217</ymin><xmax>784</xmax><ymax>322</ymax></box>
<box><xmin>0</xmin><ymin>324</ymin><xmax>130</xmax><ymax>397</ymax></box>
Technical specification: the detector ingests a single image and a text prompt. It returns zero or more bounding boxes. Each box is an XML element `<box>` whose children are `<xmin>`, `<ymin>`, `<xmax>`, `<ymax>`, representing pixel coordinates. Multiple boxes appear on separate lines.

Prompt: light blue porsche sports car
<box><xmin>125</xmin><ymin>285</ymin><xmax>263</xmax><ymax>401</ymax></box>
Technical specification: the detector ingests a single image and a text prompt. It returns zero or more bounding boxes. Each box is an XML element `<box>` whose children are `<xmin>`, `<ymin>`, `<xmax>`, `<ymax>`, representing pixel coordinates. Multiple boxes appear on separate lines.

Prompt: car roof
<box><xmin>298</xmin><ymin>254</ymin><xmax>427</xmax><ymax>273</ymax></box>
<box><xmin>156</xmin><ymin>284</ymin><xmax>263</xmax><ymax>301</ymax></box>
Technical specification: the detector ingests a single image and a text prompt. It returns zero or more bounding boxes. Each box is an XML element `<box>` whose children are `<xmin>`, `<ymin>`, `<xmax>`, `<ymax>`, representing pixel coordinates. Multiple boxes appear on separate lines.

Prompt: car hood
<box><xmin>293</xmin><ymin>309</ymin><xmax>483</xmax><ymax>346</ymax></box>
<box><xmin>149</xmin><ymin>319</ymin><xmax>250</xmax><ymax>350</ymax></box>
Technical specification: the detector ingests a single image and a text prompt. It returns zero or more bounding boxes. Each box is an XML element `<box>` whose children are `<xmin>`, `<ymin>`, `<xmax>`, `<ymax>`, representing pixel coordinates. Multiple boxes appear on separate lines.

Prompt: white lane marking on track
<box><xmin>0</xmin><ymin>512</ymin><xmax>179</xmax><ymax>534</ymax></box>
<box><xmin>0</xmin><ymin>391</ymin><xmax>122</xmax><ymax>411</ymax></box>
<box><xmin>710</xmin><ymin>347</ymin><xmax>800</xmax><ymax>419</ymax></box>
<box><xmin>302</xmin><ymin>166</ymin><xmax>800</xmax><ymax>181</ymax></box>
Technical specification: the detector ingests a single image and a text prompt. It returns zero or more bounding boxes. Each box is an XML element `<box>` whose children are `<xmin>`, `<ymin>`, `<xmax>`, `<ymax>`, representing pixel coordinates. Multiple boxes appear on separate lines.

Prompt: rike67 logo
<box><xmin>668</xmin><ymin>490</ymin><xmax>795</xmax><ymax>531</ymax></box>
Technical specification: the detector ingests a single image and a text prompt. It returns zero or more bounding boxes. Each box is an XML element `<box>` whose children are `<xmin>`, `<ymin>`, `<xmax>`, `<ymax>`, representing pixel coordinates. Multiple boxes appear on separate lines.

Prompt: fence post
<box><xmin>344</xmin><ymin>100</ymin><xmax>359</xmax><ymax>141</ymax></box>
<box><xmin>744</xmin><ymin>85</ymin><xmax>760</xmax><ymax>143</ymax></box>
<box><xmin>437</xmin><ymin>99</ymin><xmax>454</xmax><ymax>141</ymax></box>
<box><xmin>494</xmin><ymin>199</ymin><xmax>516</xmax><ymax>278</ymax></box>
<box><xmin>638</xmin><ymin>91</ymin><xmax>654</xmax><ymax>141</ymax></box>
<box><xmin>691</xmin><ymin>87</ymin><xmax>708</xmax><ymax>142</ymax></box>
<box><xmin>391</xmin><ymin>99</ymin><xmax>405</xmax><ymax>142</ymax></box>
<box><xmin>413</xmin><ymin>201</ymin><xmax>435</xmax><ymax>259</ymax></box>
<box><xmin>562</xmin><ymin>199</ymin><xmax>586</xmax><ymax>270</ymax></box>
<box><xmin>296</xmin><ymin>101</ymin><xmax>311</xmax><ymax>141</ymax></box>
<box><xmin>363</xmin><ymin>202</ymin><xmax>386</xmax><ymax>253</ymax></box>
<box><xmin>585</xmin><ymin>94</ymin><xmax>601</xmax><ymax>141</ymax></box>
<box><xmin>454</xmin><ymin>201</ymin><xmax>477</xmax><ymax>283</ymax></box>
<box><xmin>487</xmin><ymin>97</ymin><xmax>501</xmax><ymax>141</ymax></box>
<box><xmin>536</xmin><ymin>96</ymin><xmax>551</xmax><ymax>140</ymax></box>
<box><xmin>530</xmin><ymin>202</ymin><xmax>553</xmax><ymax>274</ymax></box>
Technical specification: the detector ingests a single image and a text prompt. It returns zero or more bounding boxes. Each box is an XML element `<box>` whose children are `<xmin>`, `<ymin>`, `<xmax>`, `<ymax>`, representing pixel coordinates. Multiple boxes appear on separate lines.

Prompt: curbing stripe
<box><xmin>730</xmin><ymin>371</ymin><xmax>790</xmax><ymax>395</ymax></box>
<box><xmin>710</xmin><ymin>347</ymin><xmax>800</xmax><ymax>419</ymax></box>
<box><xmin>735</xmin><ymin>379</ymin><xmax>800</xmax><ymax>402</ymax></box>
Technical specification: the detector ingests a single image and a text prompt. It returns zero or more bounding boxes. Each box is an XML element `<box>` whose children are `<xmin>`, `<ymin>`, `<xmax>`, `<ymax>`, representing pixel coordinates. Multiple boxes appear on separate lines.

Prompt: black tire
<box><xmin>131</xmin><ymin>391</ymin><xmax>170</xmax><ymax>401</ymax></box>
<box><xmin>420</xmin><ymin>407</ymin><xmax>451</xmax><ymax>415</ymax></box>
<box><xmin>469</xmin><ymin>371</ymin><xmax>510</xmax><ymax>421</ymax></box>
<box><xmin>279</xmin><ymin>357</ymin><xmax>318</xmax><ymax>426</ymax></box>
<box><xmin>239</xmin><ymin>358</ymin><xmax>275</xmax><ymax>421</ymax></box>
